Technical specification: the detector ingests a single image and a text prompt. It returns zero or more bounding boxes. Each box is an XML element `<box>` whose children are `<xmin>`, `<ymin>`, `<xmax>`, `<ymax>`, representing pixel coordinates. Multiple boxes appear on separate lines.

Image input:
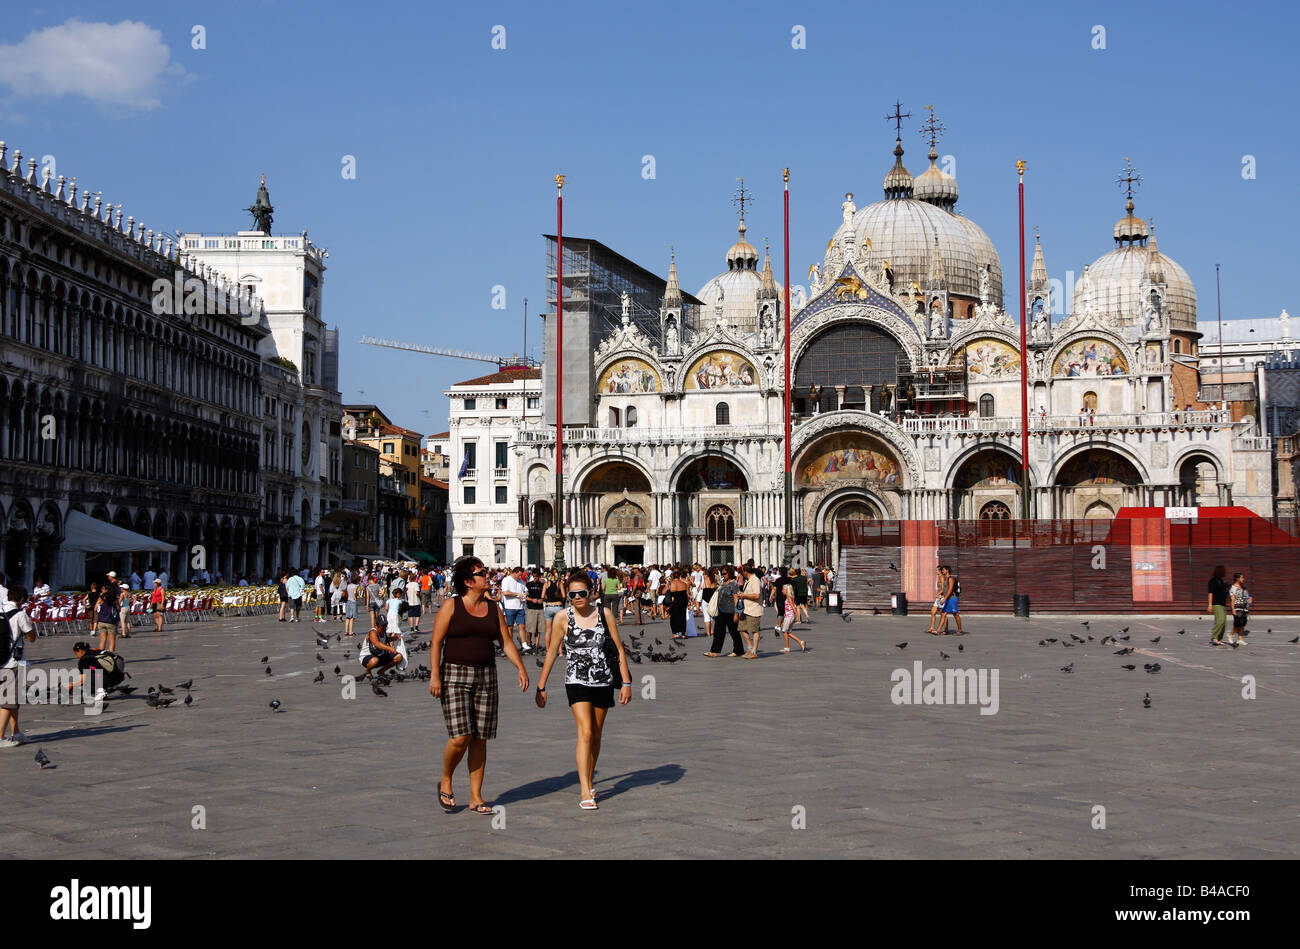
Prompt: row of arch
<box><xmin>0</xmin><ymin>376</ymin><xmax>260</xmax><ymax>494</ymax></box>
<box><xmin>0</xmin><ymin>255</ymin><xmax>260</xmax><ymax>416</ymax></box>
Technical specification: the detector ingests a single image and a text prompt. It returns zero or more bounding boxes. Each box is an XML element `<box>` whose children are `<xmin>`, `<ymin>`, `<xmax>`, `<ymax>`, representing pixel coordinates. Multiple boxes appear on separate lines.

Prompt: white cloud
<box><xmin>0</xmin><ymin>19</ymin><xmax>186</xmax><ymax>110</ymax></box>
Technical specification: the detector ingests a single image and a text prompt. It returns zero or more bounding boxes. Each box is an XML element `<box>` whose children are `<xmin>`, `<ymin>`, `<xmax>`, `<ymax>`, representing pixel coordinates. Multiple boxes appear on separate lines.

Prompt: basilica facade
<box><xmin>517</xmin><ymin>127</ymin><xmax>1273</xmax><ymax>569</ymax></box>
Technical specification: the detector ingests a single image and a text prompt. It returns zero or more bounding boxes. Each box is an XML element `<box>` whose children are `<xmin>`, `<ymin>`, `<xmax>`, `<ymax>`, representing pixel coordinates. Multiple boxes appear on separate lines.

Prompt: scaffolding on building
<box><xmin>895</xmin><ymin>351</ymin><xmax>969</xmax><ymax>417</ymax></box>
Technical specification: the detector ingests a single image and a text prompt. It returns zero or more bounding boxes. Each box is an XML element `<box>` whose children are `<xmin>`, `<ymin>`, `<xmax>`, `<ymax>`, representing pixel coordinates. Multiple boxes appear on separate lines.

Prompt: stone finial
<box><xmin>93</xmin><ymin>193</ymin><xmax>103</xmax><ymax>218</ymax></box>
<box><xmin>26</xmin><ymin>158</ymin><xmax>37</xmax><ymax>185</ymax></box>
<box><xmin>11</xmin><ymin>148</ymin><xmax>22</xmax><ymax>176</ymax></box>
<box><xmin>67</xmin><ymin>177</ymin><xmax>77</xmax><ymax>205</ymax></box>
<box><xmin>162</xmin><ymin>236</ymin><xmax>173</xmax><ymax>257</ymax></box>
<box><xmin>113</xmin><ymin>206</ymin><xmax>123</xmax><ymax>229</ymax></box>
<box><xmin>41</xmin><ymin>166</ymin><xmax>51</xmax><ymax>192</ymax></box>
<box><xmin>126</xmin><ymin>215</ymin><xmax>135</xmax><ymax>238</ymax></box>
<box><xmin>0</xmin><ymin>142</ymin><xmax>6</xmax><ymax>169</ymax></box>
<box><xmin>55</xmin><ymin>175</ymin><xmax>66</xmax><ymax>200</ymax></box>
<box><xmin>79</xmin><ymin>188</ymin><xmax>90</xmax><ymax>213</ymax></box>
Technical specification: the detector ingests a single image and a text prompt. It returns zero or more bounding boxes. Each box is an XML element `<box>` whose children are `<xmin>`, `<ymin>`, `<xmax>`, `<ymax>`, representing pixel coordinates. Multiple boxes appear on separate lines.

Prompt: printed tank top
<box><xmin>564</xmin><ymin>605</ymin><xmax>616</xmax><ymax>687</ymax></box>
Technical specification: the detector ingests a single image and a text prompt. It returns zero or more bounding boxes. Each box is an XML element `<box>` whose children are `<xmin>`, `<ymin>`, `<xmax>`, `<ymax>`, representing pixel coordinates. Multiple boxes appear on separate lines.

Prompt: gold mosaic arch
<box><xmin>795</xmin><ymin>432</ymin><xmax>903</xmax><ymax>490</ymax></box>
<box><xmin>1052</xmin><ymin>337</ymin><xmax>1129</xmax><ymax>377</ymax></box>
<box><xmin>683</xmin><ymin>350</ymin><xmax>757</xmax><ymax>390</ymax></box>
<box><xmin>963</xmin><ymin>337</ymin><xmax>1021</xmax><ymax>381</ymax></box>
<box><xmin>597</xmin><ymin>358</ymin><xmax>660</xmax><ymax>394</ymax></box>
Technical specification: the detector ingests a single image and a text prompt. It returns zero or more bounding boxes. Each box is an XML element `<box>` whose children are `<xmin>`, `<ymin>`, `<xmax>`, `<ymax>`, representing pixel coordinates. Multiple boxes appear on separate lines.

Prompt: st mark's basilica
<box><xmin>519</xmin><ymin>110</ymin><xmax>1272</xmax><ymax>569</ymax></box>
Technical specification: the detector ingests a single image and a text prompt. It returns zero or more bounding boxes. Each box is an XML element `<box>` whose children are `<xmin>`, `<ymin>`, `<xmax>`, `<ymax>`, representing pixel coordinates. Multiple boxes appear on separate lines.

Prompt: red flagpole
<box><xmin>1017</xmin><ymin>160</ymin><xmax>1029</xmax><ymax>519</ymax></box>
<box><xmin>782</xmin><ymin>168</ymin><xmax>793</xmax><ymax>568</ymax></box>
<box><xmin>554</xmin><ymin>174</ymin><xmax>566</xmax><ymax>570</ymax></box>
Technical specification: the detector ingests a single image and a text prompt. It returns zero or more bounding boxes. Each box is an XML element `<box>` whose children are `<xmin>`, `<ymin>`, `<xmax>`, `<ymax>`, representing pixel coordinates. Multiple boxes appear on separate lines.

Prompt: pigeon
<box><xmin>1120</xmin><ymin>626</ymin><xmax>1129</xmax><ymax>633</ymax></box>
<box><xmin>344</xmin><ymin>652</ymin><xmax>350</xmax><ymax>660</ymax></box>
<box><xmin>176</xmin><ymin>679</ymin><xmax>193</xmax><ymax>691</ymax></box>
<box><xmin>1081</xmin><ymin>621</ymin><xmax>1090</xmax><ymax>628</ymax></box>
<box><xmin>888</xmin><ymin>562</ymin><xmax>897</xmax><ymax>571</ymax></box>
<box><xmin>157</xmin><ymin>685</ymin><xmax>174</xmax><ymax>695</ymax></box>
<box><xmin>260</xmin><ymin>656</ymin><xmax>268</xmax><ymax>664</ymax></box>
<box><xmin>117</xmin><ymin>685</ymin><xmax>138</xmax><ymax>695</ymax></box>
<box><xmin>313</xmin><ymin>671</ymin><xmax>325</xmax><ymax>683</ymax></box>
<box><xmin>184</xmin><ymin>693</ymin><xmax>193</xmax><ymax>706</ymax></box>
<box><xmin>1266</xmin><ymin>628</ymin><xmax>1272</xmax><ymax>634</ymax></box>
<box><xmin>654</xmin><ymin>639</ymin><xmax>663</xmax><ymax>646</ymax></box>
<box><xmin>372</xmin><ymin>683</ymin><xmax>388</xmax><ymax>698</ymax></box>
<box><xmin>153</xmin><ymin>697</ymin><xmax>176</xmax><ymax>708</ymax></box>
<box><xmin>1060</xmin><ymin>663</ymin><xmax>1074</xmax><ymax>673</ymax></box>
<box><xmin>1087</xmin><ymin>635</ymin><xmax>1094</xmax><ymax>641</ymax></box>
<box><xmin>1100</xmin><ymin>636</ymin><xmax>1112</xmax><ymax>645</ymax></box>
<box><xmin>1061</xmin><ymin>642</ymin><xmax>1075</xmax><ymax>648</ymax></box>
<box><xmin>1121</xmin><ymin>664</ymin><xmax>1136</xmax><ymax>670</ymax></box>
<box><xmin>1143</xmin><ymin>692</ymin><xmax>1151</xmax><ymax>709</ymax></box>
<box><xmin>147</xmin><ymin>685</ymin><xmax>157</xmax><ymax>694</ymax></box>
<box><xmin>336</xmin><ymin>634</ymin><xmax>342</xmax><ymax>642</ymax></box>
<box><xmin>1118</xmin><ymin>634</ymin><xmax>1130</xmax><ymax>641</ymax></box>
<box><xmin>1290</xmin><ymin>637</ymin><xmax>1300</xmax><ymax>644</ymax></box>
<box><xmin>1044</xmin><ymin>638</ymin><xmax>1058</xmax><ymax>643</ymax></box>
<box><xmin>1149</xmin><ymin>636</ymin><xmax>1161</xmax><ymax>644</ymax></box>
<box><xmin>334</xmin><ymin>665</ymin><xmax>342</xmax><ymax>675</ymax></box>
<box><xmin>265</xmin><ymin>666</ymin><xmax>273</xmax><ymax>676</ymax></box>
<box><xmin>895</xmin><ymin>642</ymin><xmax>908</xmax><ymax>650</ymax></box>
<box><xmin>535</xmin><ymin>655</ymin><xmax>544</xmax><ymax>668</ymax></box>
<box><xmin>939</xmin><ymin>651</ymin><xmax>950</xmax><ymax>660</ymax></box>
<box><xmin>1144</xmin><ymin>662</ymin><xmax>1162</xmax><ymax>675</ymax></box>
<box><xmin>957</xmin><ymin>643</ymin><xmax>964</xmax><ymax>652</ymax></box>
<box><xmin>1177</xmin><ymin>629</ymin><xmax>1185</xmax><ymax>636</ymax></box>
<box><xmin>316</xmin><ymin>653</ymin><xmax>325</xmax><ymax>662</ymax></box>
<box><xmin>1114</xmin><ymin>647</ymin><xmax>1133</xmax><ymax>656</ymax></box>
<box><xmin>269</xmin><ymin>699</ymin><xmax>281</xmax><ymax>711</ymax></box>
<box><xmin>1038</xmin><ymin>640</ymin><xmax>1048</xmax><ymax>646</ymax></box>
<box><xmin>34</xmin><ymin>748</ymin><xmax>51</xmax><ymax>769</ymax></box>
<box><xmin>1069</xmin><ymin>634</ymin><xmax>1085</xmax><ymax>643</ymax></box>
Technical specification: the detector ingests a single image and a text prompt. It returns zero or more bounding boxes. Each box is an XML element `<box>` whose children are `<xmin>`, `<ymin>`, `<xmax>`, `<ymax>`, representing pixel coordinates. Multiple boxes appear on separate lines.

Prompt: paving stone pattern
<box><xmin>2</xmin><ymin>606</ymin><xmax>1297</xmax><ymax>859</ymax></box>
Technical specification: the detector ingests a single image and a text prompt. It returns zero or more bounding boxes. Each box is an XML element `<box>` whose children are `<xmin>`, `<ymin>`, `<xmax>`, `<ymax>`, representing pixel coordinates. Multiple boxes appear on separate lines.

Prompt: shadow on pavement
<box><xmin>30</xmin><ymin>724</ymin><xmax>149</xmax><ymax>743</ymax></box>
<box><xmin>596</xmin><ymin>763</ymin><xmax>686</xmax><ymax>800</ymax></box>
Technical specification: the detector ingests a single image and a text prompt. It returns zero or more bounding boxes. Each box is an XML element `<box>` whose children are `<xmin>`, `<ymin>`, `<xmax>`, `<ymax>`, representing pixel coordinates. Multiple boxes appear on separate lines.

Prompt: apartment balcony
<box><xmin>492</xmin><ymin>467</ymin><xmax>509</xmax><ymax>480</ymax></box>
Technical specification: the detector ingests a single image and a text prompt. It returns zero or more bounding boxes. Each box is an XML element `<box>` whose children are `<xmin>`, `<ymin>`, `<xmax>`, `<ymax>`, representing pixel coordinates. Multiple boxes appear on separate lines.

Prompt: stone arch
<box><xmin>1050</xmin><ymin>442</ymin><xmax>1149</xmax><ymax>486</ymax></box>
<box><xmin>792</xmin><ymin>420</ymin><xmax>915</xmax><ymax>491</ymax></box>
<box><xmin>1174</xmin><ymin>448</ymin><xmax>1223</xmax><ymax>507</ymax></box>
<box><xmin>812</xmin><ymin>485</ymin><xmax>889</xmax><ymax>534</ymax></box>
<box><xmin>681</xmin><ymin>347</ymin><xmax>760</xmax><ymax>392</ymax></box>
<box><xmin>668</xmin><ymin>450</ymin><xmax>751</xmax><ymax>494</ymax></box>
<box><xmin>576</xmin><ymin>457</ymin><xmax>654</xmax><ymax>494</ymax></box>
<box><xmin>792</xmin><ymin>318</ymin><xmax>909</xmax><ymax>413</ymax></box>
<box><xmin>1051</xmin><ymin>445</ymin><xmax>1147</xmax><ymax>519</ymax></box>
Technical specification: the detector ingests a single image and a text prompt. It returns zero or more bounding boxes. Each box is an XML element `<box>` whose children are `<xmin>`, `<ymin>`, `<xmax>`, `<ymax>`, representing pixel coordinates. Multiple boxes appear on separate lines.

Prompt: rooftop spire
<box><xmin>1144</xmin><ymin>219</ymin><xmax>1165</xmax><ymax>283</ymax></box>
<box><xmin>926</xmin><ymin>233</ymin><xmax>947</xmax><ymax>289</ymax></box>
<box><xmin>664</xmin><ymin>246</ymin><xmax>682</xmax><ymax>306</ymax></box>
<box><xmin>1028</xmin><ymin>231</ymin><xmax>1048</xmax><ymax>291</ymax></box>
<box><xmin>758</xmin><ymin>238</ymin><xmax>779</xmax><ymax>300</ymax></box>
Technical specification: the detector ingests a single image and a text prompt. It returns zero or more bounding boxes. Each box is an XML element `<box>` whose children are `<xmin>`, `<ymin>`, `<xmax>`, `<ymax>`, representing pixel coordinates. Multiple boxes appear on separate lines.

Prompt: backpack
<box><xmin>716</xmin><ymin>584</ymin><xmax>735</xmax><ymax>615</ymax></box>
<box><xmin>952</xmin><ymin>576</ymin><xmax>961</xmax><ymax>597</ymax></box>
<box><xmin>0</xmin><ymin>607</ymin><xmax>19</xmax><ymax>665</ymax></box>
<box><xmin>94</xmin><ymin>650</ymin><xmax>127</xmax><ymax>688</ymax></box>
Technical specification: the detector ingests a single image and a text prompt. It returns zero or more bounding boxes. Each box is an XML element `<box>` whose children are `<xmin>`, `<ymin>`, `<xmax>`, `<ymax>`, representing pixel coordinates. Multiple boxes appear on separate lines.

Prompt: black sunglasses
<box><xmin>470</xmin><ymin>569</ymin><xmax>490</xmax><ymax>579</ymax></box>
<box><xmin>567</xmin><ymin>590</ymin><xmax>590</xmax><ymax>600</ymax></box>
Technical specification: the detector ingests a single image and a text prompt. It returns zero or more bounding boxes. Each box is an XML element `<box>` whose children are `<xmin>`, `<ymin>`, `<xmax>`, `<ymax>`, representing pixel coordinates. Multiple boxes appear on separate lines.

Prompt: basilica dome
<box><xmin>694</xmin><ymin>220</ymin><xmax>783</xmax><ymax>334</ymax></box>
<box><xmin>1071</xmin><ymin>198</ymin><xmax>1197</xmax><ymax>333</ymax></box>
<box><xmin>822</xmin><ymin>138</ymin><xmax>1002</xmax><ymax>305</ymax></box>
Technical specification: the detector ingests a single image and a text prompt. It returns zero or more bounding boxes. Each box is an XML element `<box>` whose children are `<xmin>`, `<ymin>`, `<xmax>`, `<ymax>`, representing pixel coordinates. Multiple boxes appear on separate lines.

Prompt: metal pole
<box><xmin>783</xmin><ymin>168</ymin><xmax>794</xmax><ymax>569</ymax></box>
<box><xmin>1017</xmin><ymin>161</ymin><xmax>1030</xmax><ymax>520</ymax></box>
<box><xmin>1216</xmin><ymin>263</ymin><xmax>1225</xmax><ymax>410</ymax></box>
<box><xmin>553</xmin><ymin>175</ymin><xmax>566</xmax><ymax>571</ymax></box>
<box><xmin>523</xmin><ymin>297</ymin><xmax>528</xmax><ymax>365</ymax></box>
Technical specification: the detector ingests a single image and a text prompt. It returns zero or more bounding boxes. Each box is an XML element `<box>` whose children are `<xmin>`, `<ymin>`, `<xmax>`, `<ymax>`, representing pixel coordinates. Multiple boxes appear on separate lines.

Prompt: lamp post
<box><xmin>553</xmin><ymin>173</ymin><xmax>567</xmax><ymax>571</ymax></box>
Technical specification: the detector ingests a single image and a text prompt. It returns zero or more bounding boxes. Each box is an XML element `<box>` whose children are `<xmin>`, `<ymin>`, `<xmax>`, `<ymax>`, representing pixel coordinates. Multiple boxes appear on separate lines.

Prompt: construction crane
<box><xmin>359</xmin><ymin>336</ymin><xmax>539</xmax><ymax>369</ymax></box>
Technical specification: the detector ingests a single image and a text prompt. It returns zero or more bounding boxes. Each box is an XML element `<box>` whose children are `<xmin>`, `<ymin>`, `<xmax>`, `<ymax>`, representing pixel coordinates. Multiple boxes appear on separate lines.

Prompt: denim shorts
<box><xmin>504</xmin><ymin>608</ymin><xmax>527</xmax><ymax>627</ymax></box>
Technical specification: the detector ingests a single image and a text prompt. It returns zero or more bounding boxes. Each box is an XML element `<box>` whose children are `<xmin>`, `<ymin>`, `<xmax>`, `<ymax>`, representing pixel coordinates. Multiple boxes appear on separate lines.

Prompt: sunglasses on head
<box><xmin>567</xmin><ymin>589</ymin><xmax>590</xmax><ymax>600</ymax></box>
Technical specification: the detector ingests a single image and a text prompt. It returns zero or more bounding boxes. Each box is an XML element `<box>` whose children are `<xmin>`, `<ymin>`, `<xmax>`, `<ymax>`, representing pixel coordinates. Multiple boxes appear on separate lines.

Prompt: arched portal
<box><xmin>1177</xmin><ymin>453</ymin><xmax>1220</xmax><ymax>507</ymax></box>
<box><xmin>672</xmin><ymin>455</ymin><xmax>748</xmax><ymax>566</ymax></box>
<box><xmin>581</xmin><ymin>461</ymin><xmax>654</xmax><ymax>568</ymax></box>
<box><xmin>796</xmin><ymin>431</ymin><xmax>902</xmax><ymax>567</ymax></box>
<box><xmin>1054</xmin><ymin>448</ymin><xmax>1144</xmax><ymax>518</ymax></box>
<box><xmin>950</xmin><ymin>447</ymin><xmax>1024</xmax><ymax>519</ymax></box>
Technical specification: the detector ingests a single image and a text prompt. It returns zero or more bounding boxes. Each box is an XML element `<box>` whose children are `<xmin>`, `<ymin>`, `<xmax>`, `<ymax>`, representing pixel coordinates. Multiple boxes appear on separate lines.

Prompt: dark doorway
<box><xmin>613</xmin><ymin>544</ymin><xmax>644</xmax><ymax>565</ymax></box>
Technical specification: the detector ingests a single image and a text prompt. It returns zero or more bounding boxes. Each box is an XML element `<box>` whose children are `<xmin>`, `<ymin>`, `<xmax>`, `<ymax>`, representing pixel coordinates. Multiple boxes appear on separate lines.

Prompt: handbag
<box><xmin>706</xmin><ymin>593</ymin><xmax>719</xmax><ymax>619</ymax></box>
<box><xmin>600</xmin><ymin>626</ymin><xmax>624</xmax><ymax>686</ymax></box>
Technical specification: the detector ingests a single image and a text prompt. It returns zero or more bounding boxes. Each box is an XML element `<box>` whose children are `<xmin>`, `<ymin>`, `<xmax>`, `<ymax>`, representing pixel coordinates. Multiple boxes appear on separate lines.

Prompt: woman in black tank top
<box><xmin>430</xmin><ymin>557</ymin><xmax>529</xmax><ymax>814</ymax></box>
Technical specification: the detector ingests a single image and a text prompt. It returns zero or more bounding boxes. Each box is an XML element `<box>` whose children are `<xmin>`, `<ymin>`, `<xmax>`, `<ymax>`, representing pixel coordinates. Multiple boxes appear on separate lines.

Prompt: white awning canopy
<box><xmin>61</xmin><ymin>510</ymin><xmax>177</xmax><ymax>553</ymax></box>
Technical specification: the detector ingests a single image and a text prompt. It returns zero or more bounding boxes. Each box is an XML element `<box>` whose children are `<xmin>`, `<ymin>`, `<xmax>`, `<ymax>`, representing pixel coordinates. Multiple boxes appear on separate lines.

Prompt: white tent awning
<box><xmin>61</xmin><ymin>510</ymin><xmax>178</xmax><ymax>553</ymax></box>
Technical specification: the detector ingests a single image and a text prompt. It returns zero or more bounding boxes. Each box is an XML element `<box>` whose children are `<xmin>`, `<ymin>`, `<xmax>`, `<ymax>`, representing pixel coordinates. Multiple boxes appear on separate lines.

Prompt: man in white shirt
<box><xmin>500</xmin><ymin>566</ymin><xmax>530</xmax><ymax>652</ymax></box>
<box><xmin>314</xmin><ymin>570</ymin><xmax>327</xmax><ymax>623</ymax></box>
<box><xmin>647</xmin><ymin>565</ymin><xmax>663</xmax><ymax>619</ymax></box>
<box><xmin>158</xmin><ymin>569</ymin><xmax>169</xmax><ymax>587</ymax></box>
<box><xmin>1</xmin><ymin>586</ymin><xmax>38</xmax><ymax>746</ymax></box>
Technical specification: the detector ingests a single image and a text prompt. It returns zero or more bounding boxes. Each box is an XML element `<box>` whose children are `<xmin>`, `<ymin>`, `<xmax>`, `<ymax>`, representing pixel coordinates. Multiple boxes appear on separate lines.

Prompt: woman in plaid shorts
<box><xmin>430</xmin><ymin>557</ymin><xmax>530</xmax><ymax>814</ymax></box>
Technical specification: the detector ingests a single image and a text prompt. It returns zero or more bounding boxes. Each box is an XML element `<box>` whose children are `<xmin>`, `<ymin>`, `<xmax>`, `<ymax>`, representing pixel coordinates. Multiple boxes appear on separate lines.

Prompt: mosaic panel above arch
<box><xmin>684</xmin><ymin>351</ymin><xmax>757</xmax><ymax>390</ymax></box>
<box><xmin>1056</xmin><ymin>448</ymin><xmax>1142</xmax><ymax>486</ymax></box>
<box><xmin>953</xmin><ymin>448</ymin><xmax>1023</xmax><ymax>490</ymax></box>
<box><xmin>796</xmin><ymin>433</ymin><xmax>902</xmax><ymax>489</ymax></box>
<box><xmin>1053</xmin><ymin>338</ymin><xmax>1129</xmax><ymax>377</ymax></box>
<box><xmin>963</xmin><ymin>338</ymin><xmax>1021</xmax><ymax>381</ymax></box>
<box><xmin>597</xmin><ymin>359</ymin><xmax>660</xmax><ymax>394</ymax></box>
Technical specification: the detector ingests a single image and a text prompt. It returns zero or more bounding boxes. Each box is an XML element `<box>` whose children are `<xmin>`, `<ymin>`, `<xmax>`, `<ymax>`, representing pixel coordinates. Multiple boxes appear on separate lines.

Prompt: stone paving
<box><xmin>2</xmin><ymin>604</ymin><xmax>1297</xmax><ymax>859</ymax></box>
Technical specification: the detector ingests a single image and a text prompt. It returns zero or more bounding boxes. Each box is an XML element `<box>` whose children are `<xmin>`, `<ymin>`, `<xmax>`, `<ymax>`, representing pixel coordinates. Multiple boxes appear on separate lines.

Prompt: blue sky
<box><xmin>2</xmin><ymin>0</ymin><xmax>1296</xmax><ymax>434</ymax></box>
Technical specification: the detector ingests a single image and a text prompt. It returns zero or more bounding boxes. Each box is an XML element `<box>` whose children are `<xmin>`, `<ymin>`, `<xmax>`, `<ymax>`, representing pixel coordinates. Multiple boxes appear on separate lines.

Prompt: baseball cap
<box><xmin>107</xmin><ymin>571</ymin><xmax>117</xmax><ymax>578</ymax></box>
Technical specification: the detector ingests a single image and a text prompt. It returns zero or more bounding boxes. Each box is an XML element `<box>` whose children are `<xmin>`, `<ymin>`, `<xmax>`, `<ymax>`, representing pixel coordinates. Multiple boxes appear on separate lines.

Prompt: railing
<box><xmin>903</xmin><ymin>410</ymin><xmax>1233</xmax><ymax>435</ymax></box>
<box><xmin>517</xmin><ymin>424</ymin><xmax>784</xmax><ymax>446</ymax></box>
<box><xmin>342</xmin><ymin>499</ymin><xmax>368</xmax><ymax>513</ymax></box>
<box><xmin>492</xmin><ymin>467</ymin><xmax>509</xmax><ymax>479</ymax></box>
<box><xmin>1234</xmin><ymin>436</ymin><xmax>1273</xmax><ymax>451</ymax></box>
<box><xmin>461</xmin><ymin>468</ymin><xmax>477</xmax><ymax>480</ymax></box>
